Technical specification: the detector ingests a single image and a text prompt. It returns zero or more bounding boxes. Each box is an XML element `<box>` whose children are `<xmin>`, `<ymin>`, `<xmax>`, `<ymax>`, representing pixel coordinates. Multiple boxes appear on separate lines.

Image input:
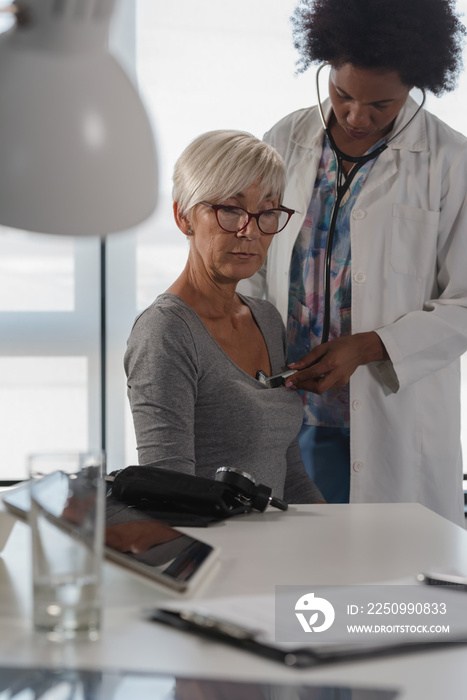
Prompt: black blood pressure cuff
<box><xmin>107</xmin><ymin>465</ymin><xmax>253</xmax><ymax>527</ymax></box>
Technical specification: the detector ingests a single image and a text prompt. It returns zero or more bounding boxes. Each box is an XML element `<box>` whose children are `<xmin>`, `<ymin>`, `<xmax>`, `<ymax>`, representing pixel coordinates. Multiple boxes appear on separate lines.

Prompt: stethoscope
<box><xmin>315</xmin><ymin>63</ymin><xmax>426</xmax><ymax>344</ymax></box>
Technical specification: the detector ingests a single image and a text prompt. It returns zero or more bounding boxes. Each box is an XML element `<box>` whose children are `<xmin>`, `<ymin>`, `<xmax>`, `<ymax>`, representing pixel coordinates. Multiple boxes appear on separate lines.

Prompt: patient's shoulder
<box><xmin>132</xmin><ymin>293</ymin><xmax>198</xmax><ymax>332</ymax></box>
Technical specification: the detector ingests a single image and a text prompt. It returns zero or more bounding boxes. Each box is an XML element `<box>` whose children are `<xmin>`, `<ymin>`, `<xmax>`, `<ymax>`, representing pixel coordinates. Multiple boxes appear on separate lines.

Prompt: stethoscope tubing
<box><xmin>314</xmin><ymin>63</ymin><xmax>426</xmax><ymax>345</ymax></box>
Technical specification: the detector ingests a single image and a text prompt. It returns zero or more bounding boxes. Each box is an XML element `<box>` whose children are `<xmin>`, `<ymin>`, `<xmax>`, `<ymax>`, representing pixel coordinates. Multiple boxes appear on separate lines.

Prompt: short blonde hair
<box><xmin>172</xmin><ymin>130</ymin><xmax>286</xmax><ymax>216</ymax></box>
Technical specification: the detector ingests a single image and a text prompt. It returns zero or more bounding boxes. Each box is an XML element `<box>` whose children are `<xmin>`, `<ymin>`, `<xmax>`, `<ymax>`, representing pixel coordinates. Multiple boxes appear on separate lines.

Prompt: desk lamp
<box><xmin>0</xmin><ymin>0</ymin><xmax>157</xmax><ymax>237</ymax></box>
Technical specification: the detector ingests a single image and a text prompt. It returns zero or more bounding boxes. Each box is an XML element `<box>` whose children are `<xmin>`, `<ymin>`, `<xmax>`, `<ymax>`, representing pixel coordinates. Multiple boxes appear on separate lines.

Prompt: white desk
<box><xmin>1</xmin><ymin>503</ymin><xmax>467</xmax><ymax>699</ymax></box>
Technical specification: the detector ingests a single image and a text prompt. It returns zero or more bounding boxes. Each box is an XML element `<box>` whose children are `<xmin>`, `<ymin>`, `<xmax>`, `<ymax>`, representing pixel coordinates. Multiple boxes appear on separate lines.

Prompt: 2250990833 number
<box><xmin>367</xmin><ymin>602</ymin><xmax>447</xmax><ymax>615</ymax></box>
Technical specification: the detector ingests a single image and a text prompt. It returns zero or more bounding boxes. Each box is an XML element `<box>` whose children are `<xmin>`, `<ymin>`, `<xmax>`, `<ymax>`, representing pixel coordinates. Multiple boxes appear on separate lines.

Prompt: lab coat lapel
<box><xmin>357</xmin><ymin>96</ymin><xmax>428</xmax><ymax>202</ymax></box>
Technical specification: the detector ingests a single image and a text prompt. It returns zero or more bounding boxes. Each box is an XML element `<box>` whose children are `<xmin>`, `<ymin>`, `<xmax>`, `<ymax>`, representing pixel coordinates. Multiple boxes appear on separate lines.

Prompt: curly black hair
<box><xmin>291</xmin><ymin>0</ymin><xmax>466</xmax><ymax>93</ymax></box>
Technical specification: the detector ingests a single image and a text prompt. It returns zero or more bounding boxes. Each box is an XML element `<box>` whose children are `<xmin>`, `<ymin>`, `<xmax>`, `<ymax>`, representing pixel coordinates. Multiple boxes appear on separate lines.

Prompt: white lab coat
<box><xmin>240</xmin><ymin>97</ymin><xmax>467</xmax><ymax>525</ymax></box>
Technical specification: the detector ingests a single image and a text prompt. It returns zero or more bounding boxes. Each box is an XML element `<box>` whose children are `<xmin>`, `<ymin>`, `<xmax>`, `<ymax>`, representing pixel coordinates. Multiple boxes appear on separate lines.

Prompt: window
<box><xmin>0</xmin><ymin>235</ymin><xmax>101</xmax><ymax>479</ymax></box>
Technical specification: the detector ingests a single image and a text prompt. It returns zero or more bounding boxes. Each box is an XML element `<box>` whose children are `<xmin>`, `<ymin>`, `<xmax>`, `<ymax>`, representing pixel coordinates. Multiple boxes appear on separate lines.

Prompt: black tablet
<box><xmin>0</xmin><ymin>666</ymin><xmax>399</xmax><ymax>699</ymax></box>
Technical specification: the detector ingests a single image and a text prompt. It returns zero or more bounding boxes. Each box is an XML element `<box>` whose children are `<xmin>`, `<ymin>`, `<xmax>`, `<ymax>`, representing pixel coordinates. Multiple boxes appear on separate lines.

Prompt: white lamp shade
<box><xmin>0</xmin><ymin>0</ymin><xmax>158</xmax><ymax>236</ymax></box>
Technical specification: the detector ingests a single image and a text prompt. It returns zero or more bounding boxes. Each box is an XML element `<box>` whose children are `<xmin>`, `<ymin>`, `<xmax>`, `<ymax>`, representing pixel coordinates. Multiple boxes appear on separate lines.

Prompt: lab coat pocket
<box><xmin>390</xmin><ymin>203</ymin><xmax>439</xmax><ymax>277</ymax></box>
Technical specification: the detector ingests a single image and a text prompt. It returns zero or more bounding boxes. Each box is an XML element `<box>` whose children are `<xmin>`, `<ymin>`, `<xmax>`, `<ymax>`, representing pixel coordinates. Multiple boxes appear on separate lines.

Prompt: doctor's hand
<box><xmin>286</xmin><ymin>332</ymin><xmax>388</xmax><ymax>395</ymax></box>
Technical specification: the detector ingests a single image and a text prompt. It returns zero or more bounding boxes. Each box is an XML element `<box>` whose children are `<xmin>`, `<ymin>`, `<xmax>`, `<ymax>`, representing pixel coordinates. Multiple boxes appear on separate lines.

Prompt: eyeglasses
<box><xmin>200</xmin><ymin>202</ymin><xmax>295</xmax><ymax>235</ymax></box>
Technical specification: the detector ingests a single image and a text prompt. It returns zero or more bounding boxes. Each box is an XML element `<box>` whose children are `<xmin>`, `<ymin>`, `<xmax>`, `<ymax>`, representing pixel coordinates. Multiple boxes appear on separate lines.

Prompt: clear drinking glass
<box><xmin>28</xmin><ymin>451</ymin><xmax>105</xmax><ymax>641</ymax></box>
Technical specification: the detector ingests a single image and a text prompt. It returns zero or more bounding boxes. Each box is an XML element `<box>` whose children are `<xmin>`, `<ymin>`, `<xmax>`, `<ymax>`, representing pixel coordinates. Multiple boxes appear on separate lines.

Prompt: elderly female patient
<box><xmin>124</xmin><ymin>130</ymin><xmax>324</xmax><ymax>504</ymax></box>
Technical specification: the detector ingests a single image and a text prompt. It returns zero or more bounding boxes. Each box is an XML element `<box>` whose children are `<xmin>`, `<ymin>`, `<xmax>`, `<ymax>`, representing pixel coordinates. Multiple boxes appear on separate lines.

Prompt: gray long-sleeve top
<box><xmin>124</xmin><ymin>293</ymin><xmax>323</xmax><ymax>504</ymax></box>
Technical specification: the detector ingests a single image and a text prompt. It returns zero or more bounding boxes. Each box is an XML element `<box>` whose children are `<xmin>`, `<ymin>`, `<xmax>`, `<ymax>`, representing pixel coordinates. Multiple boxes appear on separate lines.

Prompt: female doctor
<box><xmin>240</xmin><ymin>0</ymin><xmax>467</xmax><ymax>524</ymax></box>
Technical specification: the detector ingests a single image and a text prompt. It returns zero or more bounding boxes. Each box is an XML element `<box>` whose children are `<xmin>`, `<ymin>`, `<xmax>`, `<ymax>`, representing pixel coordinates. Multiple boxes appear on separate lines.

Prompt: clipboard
<box><xmin>147</xmin><ymin>606</ymin><xmax>467</xmax><ymax>669</ymax></box>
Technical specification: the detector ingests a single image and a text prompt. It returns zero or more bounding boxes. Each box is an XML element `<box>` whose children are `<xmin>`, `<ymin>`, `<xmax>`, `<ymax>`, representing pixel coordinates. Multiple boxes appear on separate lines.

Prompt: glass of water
<box><xmin>28</xmin><ymin>451</ymin><xmax>105</xmax><ymax>641</ymax></box>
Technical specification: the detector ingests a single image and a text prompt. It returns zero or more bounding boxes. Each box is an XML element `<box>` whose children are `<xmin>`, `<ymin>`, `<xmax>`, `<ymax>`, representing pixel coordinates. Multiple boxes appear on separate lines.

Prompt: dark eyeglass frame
<box><xmin>200</xmin><ymin>202</ymin><xmax>295</xmax><ymax>235</ymax></box>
